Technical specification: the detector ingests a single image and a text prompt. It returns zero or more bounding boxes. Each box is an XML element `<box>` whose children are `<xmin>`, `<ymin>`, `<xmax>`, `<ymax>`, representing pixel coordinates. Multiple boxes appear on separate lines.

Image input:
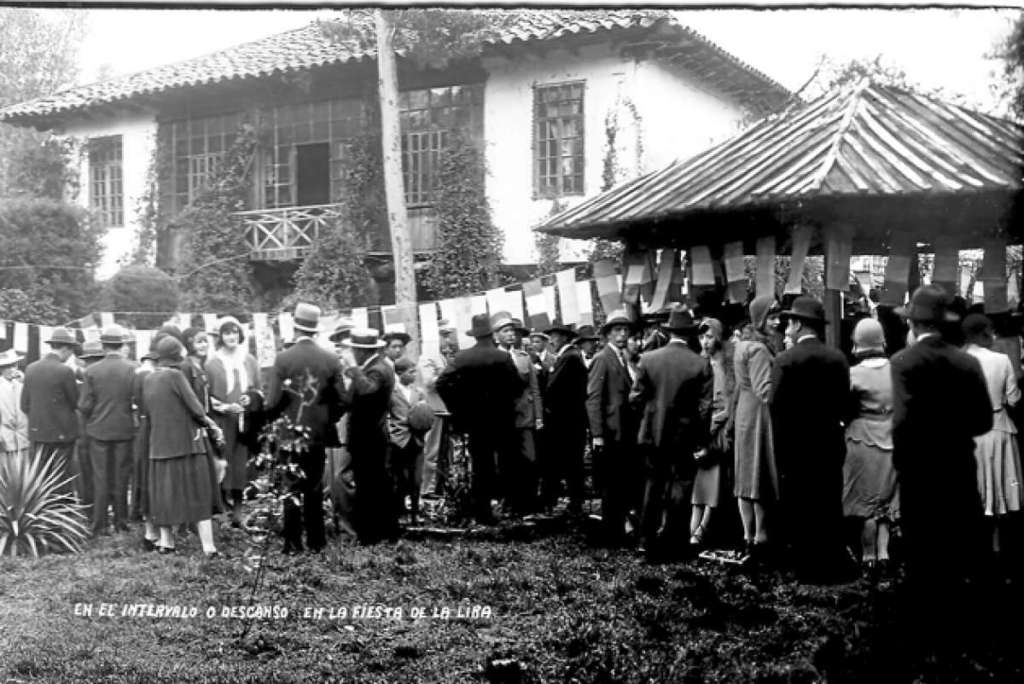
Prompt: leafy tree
<box><xmin>423</xmin><ymin>133</ymin><xmax>503</xmax><ymax>297</ymax></box>
<box><xmin>996</xmin><ymin>15</ymin><xmax>1024</xmax><ymax>119</ymax></box>
<box><xmin>176</xmin><ymin>124</ymin><xmax>257</xmax><ymax>312</ymax></box>
<box><xmin>97</xmin><ymin>264</ymin><xmax>179</xmax><ymax>329</ymax></box>
<box><xmin>0</xmin><ymin>197</ymin><xmax>101</xmax><ymax>322</ymax></box>
<box><xmin>290</xmin><ymin>215</ymin><xmax>378</xmax><ymax>310</ymax></box>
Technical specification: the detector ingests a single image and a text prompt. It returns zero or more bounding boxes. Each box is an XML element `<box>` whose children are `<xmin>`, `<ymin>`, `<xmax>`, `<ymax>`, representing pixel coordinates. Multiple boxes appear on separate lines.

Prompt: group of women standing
<box><xmin>686</xmin><ymin>292</ymin><xmax>1024</xmax><ymax>576</ymax></box>
<box><xmin>136</xmin><ymin>318</ymin><xmax>260</xmax><ymax>556</ymax></box>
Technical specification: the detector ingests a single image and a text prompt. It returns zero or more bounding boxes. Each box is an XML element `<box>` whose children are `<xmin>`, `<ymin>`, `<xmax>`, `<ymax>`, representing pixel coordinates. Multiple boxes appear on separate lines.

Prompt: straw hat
<box><xmin>341</xmin><ymin>328</ymin><xmax>386</xmax><ymax>349</ymax></box>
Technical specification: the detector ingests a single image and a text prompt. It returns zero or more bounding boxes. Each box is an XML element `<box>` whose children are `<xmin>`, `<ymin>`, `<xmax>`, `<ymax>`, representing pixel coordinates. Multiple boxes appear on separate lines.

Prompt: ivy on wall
<box><xmin>175</xmin><ymin>123</ymin><xmax>258</xmax><ymax>312</ymax></box>
<box><xmin>339</xmin><ymin>128</ymin><xmax>389</xmax><ymax>253</ymax></box>
<box><xmin>131</xmin><ymin>132</ymin><xmax>160</xmax><ymax>265</ymax></box>
<box><xmin>290</xmin><ymin>210</ymin><xmax>379</xmax><ymax>310</ymax></box>
<box><xmin>533</xmin><ymin>199</ymin><xmax>564</xmax><ymax>278</ymax></box>
<box><xmin>423</xmin><ymin>132</ymin><xmax>502</xmax><ymax>298</ymax></box>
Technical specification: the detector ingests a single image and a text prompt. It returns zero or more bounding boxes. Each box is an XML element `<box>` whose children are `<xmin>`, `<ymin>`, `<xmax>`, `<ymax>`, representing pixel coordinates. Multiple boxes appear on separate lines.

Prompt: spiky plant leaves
<box><xmin>0</xmin><ymin>448</ymin><xmax>88</xmax><ymax>558</ymax></box>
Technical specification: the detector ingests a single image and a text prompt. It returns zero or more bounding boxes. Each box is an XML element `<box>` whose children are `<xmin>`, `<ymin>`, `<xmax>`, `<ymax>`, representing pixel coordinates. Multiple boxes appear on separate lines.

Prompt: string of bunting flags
<box><xmin>1</xmin><ymin>237</ymin><xmax>1020</xmax><ymax>366</ymax></box>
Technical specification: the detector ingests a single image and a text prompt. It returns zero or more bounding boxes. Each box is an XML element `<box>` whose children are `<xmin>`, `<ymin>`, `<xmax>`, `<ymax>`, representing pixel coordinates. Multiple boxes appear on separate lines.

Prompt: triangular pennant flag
<box><xmin>690</xmin><ymin>246</ymin><xmax>714</xmax><ymax>286</ymax></box>
<box><xmin>881</xmin><ymin>233</ymin><xmax>914</xmax><ymax>306</ymax></box>
<box><xmin>523</xmin><ymin>279</ymin><xmax>550</xmax><ymax>331</ymax></box>
<box><xmin>786</xmin><ymin>225</ymin><xmax>814</xmax><ymax>295</ymax></box>
<box><xmin>650</xmin><ymin>249</ymin><xmax>677</xmax><ymax>312</ymax></box>
<box><xmin>825</xmin><ymin>224</ymin><xmax>853</xmax><ymax>291</ymax></box>
<box><xmin>555</xmin><ymin>269</ymin><xmax>580</xmax><ymax>325</ymax></box>
<box><xmin>576</xmin><ymin>280</ymin><xmax>594</xmax><ymax>327</ymax></box>
<box><xmin>755</xmin><ymin>235</ymin><xmax>776</xmax><ymax>298</ymax></box>
<box><xmin>419</xmin><ymin>302</ymin><xmax>441</xmax><ymax>362</ymax></box>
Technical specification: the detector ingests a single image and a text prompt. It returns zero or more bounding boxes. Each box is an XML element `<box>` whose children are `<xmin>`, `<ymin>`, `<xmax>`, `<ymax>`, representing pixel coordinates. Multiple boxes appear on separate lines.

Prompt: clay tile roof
<box><xmin>0</xmin><ymin>10</ymin><xmax>790</xmax><ymax>125</ymax></box>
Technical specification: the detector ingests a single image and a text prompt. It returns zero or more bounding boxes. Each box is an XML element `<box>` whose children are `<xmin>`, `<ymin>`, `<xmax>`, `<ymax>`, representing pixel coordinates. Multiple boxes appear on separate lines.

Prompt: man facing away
<box><xmin>587</xmin><ymin>309</ymin><xmax>641</xmax><ymax>547</ymax></box>
<box><xmin>891</xmin><ymin>285</ymin><xmax>992</xmax><ymax>658</ymax></box>
<box><xmin>265</xmin><ymin>303</ymin><xmax>345</xmax><ymax>554</ymax></box>
<box><xmin>22</xmin><ymin>327</ymin><xmax>80</xmax><ymax>494</ymax></box>
<box><xmin>630</xmin><ymin>305</ymin><xmax>713</xmax><ymax>561</ymax></box>
<box><xmin>436</xmin><ymin>313</ymin><xmax>523</xmax><ymax>525</ymax></box>
<box><xmin>78</xmin><ymin>326</ymin><xmax>137</xmax><ymax>536</ymax></box>
<box><xmin>769</xmin><ymin>296</ymin><xmax>854</xmax><ymax>583</ymax></box>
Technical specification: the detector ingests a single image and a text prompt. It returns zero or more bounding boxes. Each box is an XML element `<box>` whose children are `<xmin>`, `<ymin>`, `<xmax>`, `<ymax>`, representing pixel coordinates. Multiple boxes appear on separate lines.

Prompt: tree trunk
<box><xmin>375</xmin><ymin>9</ymin><xmax>419</xmax><ymax>357</ymax></box>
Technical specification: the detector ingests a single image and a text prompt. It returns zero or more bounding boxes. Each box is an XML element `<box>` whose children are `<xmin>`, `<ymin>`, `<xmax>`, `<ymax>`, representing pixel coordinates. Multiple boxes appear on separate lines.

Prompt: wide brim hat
<box><xmin>601</xmin><ymin>310</ymin><xmax>636</xmax><ymax>336</ymax></box>
<box><xmin>490</xmin><ymin>311</ymin><xmax>516</xmax><ymax>334</ymax></box>
<box><xmin>641</xmin><ymin>307</ymin><xmax>672</xmax><ymax>324</ymax></box>
<box><xmin>544</xmin><ymin>321</ymin><xmax>577</xmax><ymax>338</ymax></box>
<box><xmin>45</xmin><ymin>327</ymin><xmax>77</xmax><ymax>347</ymax></box>
<box><xmin>99</xmin><ymin>324</ymin><xmax>128</xmax><ymax>345</ymax></box>
<box><xmin>574</xmin><ymin>325</ymin><xmax>599</xmax><ymax>342</ymax></box>
<box><xmin>382</xmin><ymin>331</ymin><xmax>412</xmax><ymax>346</ymax></box>
<box><xmin>661</xmin><ymin>305</ymin><xmax>698</xmax><ymax>333</ymax></box>
<box><xmin>328</xmin><ymin>318</ymin><xmax>355</xmax><ymax>342</ymax></box>
<box><xmin>438</xmin><ymin>319</ymin><xmax>458</xmax><ymax>335</ymax></box>
<box><xmin>216</xmin><ymin>316</ymin><xmax>247</xmax><ymax>342</ymax></box>
<box><xmin>779</xmin><ymin>295</ymin><xmax>828</xmax><ymax>325</ymax></box>
<box><xmin>293</xmin><ymin>302</ymin><xmax>321</xmax><ymax>334</ymax></box>
<box><xmin>528</xmin><ymin>330</ymin><xmax>550</xmax><ymax>341</ymax></box>
<box><xmin>466</xmin><ymin>313</ymin><xmax>493</xmax><ymax>338</ymax></box>
<box><xmin>0</xmin><ymin>349</ymin><xmax>23</xmax><ymax>367</ymax></box>
<box><xmin>897</xmin><ymin>285</ymin><xmax>960</xmax><ymax>324</ymax></box>
<box><xmin>79</xmin><ymin>341</ymin><xmax>106</xmax><ymax>359</ymax></box>
<box><xmin>341</xmin><ymin>327</ymin><xmax>386</xmax><ymax>349</ymax></box>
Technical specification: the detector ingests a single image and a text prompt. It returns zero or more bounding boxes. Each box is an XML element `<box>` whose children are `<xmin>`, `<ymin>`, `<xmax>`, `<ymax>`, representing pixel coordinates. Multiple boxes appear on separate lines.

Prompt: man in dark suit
<box><xmin>339</xmin><ymin>327</ymin><xmax>397</xmax><ymax>543</ymax></box>
<box><xmin>587</xmin><ymin>309</ymin><xmax>640</xmax><ymax>546</ymax></box>
<box><xmin>769</xmin><ymin>296</ymin><xmax>854</xmax><ymax>582</ymax></box>
<box><xmin>78</xmin><ymin>326</ymin><xmax>137</xmax><ymax>536</ymax></box>
<box><xmin>22</xmin><ymin>327</ymin><xmax>80</xmax><ymax>495</ymax></box>
<box><xmin>891</xmin><ymin>285</ymin><xmax>992</xmax><ymax>656</ymax></box>
<box><xmin>265</xmin><ymin>303</ymin><xmax>344</xmax><ymax>553</ymax></box>
<box><xmin>630</xmin><ymin>305</ymin><xmax>713</xmax><ymax>560</ymax></box>
<box><xmin>436</xmin><ymin>313</ymin><xmax>522</xmax><ymax>524</ymax></box>
<box><xmin>539</xmin><ymin>321</ymin><xmax>589</xmax><ymax>515</ymax></box>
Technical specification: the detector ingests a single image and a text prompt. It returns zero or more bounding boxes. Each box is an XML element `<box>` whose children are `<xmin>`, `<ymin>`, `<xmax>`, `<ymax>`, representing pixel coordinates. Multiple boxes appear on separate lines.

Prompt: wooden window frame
<box><xmin>533</xmin><ymin>80</ymin><xmax>586</xmax><ymax>199</ymax></box>
<box><xmin>88</xmin><ymin>135</ymin><xmax>124</xmax><ymax>229</ymax></box>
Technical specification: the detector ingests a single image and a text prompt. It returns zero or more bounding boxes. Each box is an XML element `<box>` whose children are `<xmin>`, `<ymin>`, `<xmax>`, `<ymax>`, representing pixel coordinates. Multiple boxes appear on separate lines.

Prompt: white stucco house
<box><xmin>0</xmin><ymin>10</ymin><xmax>789</xmax><ymax>289</ymax></box>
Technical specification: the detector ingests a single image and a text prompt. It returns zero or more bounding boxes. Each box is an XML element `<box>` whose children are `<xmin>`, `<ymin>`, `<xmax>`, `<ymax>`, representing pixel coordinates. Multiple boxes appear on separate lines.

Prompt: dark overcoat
<box><xmin>544</xmin><ymin>345</ymin><xmax>589</xmax><ymax>451</ymax></box>
<box><xmin>586</xmin><ymin>344</ymin><xmax>637</xmax><ymax>444</ymax></box>
<box><xmin>21</xmin><ymin>353</ymin><xmax>79</xmax><ymax>444</ymax></box>
<box><xmin>265</xmin><ymin>338</ymin><xmax>344</xmax><ymax>447</ymax></box>
<box><xmin>435</xmin><ymin>340</ymin><xmax>522</xmax><ymax>433</ymax></box>
<box><xmin>140</xmin><ymin>364</ymin><xmax>208</xmax><ymax>460</ymax></box>
<box><xmin>79</xmin><ymin>353</ymin><xmax>137</xmax><ymax>442</ymax></box>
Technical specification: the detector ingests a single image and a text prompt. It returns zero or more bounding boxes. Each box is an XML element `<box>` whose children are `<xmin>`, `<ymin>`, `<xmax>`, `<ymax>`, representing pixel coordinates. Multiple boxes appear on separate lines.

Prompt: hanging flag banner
<box><xmin>504</xmin><ymin>289</ymin><xmax>525</xmax><ymax>325</ymax></box>
<box><xmin>690</xmin><ymin>246</ymin><xmax>714</xmax><ymax>286</ymax></box>
<box><xmin>555</xmin><ymin>268</ymin><xmax>580</xmax><ymax>325</ymax></box>
<box><xmin>881</xmin><ymin>233</ymin><xmax>914</xmax><ymax>306</ymax></box>
<box><xmin>75</xmin><ymin>314</ymin><xmax>95</xmax><ymax>329</ymax></box>
<box><xmin>576</xmin><ymin>280</ymin><xmax>594</xmax><ymax>327</ymax></box>
<box><xmin>485</xmin><ymin>287</ymin><xmax>506</xmax><ymax>316</ymax></box>
<box><xmin>543</xmin><ymin>285</ymin><xmax>558</xmax><ymax>325</ymax></box>
<box><xmin>13</xmin><ymin>323</ymin><xmax>27</xmax><ymax>354</ymax></box>
<box><xmin>755</xmin><ymin>235</ymin><xmax>776</xmax><ymax>298</ymax></box>
<box><xmin>622</xmin><ymin>250</ymin><xmax>651</xmax><ymax>305</ymax></box>
<box><xmin>722</xmin><ymin>241</ymin><xmax>746</xmax><ymax>303</ymax></box>
<box><xmin>252</xmin><ymin>313</ymin><xmax>276</xmax><ymax>368</ymax></box>
<box><xmin>1009</xmin><ymin>269</ymin><xmax>1021</xmax><ymax>310</ymax></box>
<box><xmin>202</xmin><ymin>313</ymin><xmax>218</xmax><ymax>333</ymax></box>
<box><xmin>650</xmin><ymin>248</ymin><xmax>677</xmax><ymax>312</ymax></box>
<box><xmin>825</xmin><ymin>224</ymin><xmax>854</xmax><ymax>291</ymax></box>
<box><xmin>382</xmin><ymin>305</ymin><xmax>406</xmax><ymax>334</ymax></box>
<box><xmin>786</xmin><ymin>225</ymin><xmax>814</xmax><ymax>295</ymax></box>
<box><xmin>419</xmin><ymin>302</ymin><xmax>441</xmax><ymax>361</ymax></box>
<box><xmin>454</xmin><ymin>296</ymin><xmax>476</xmax><ymax>351</ymax></box>
<box><xmin>38</xmin><ymin>326</ymin><xmax>53</xmax><ymax>357</ymax></box>
<box><xmin>854</xmin><ymin>271</ymin><xmax>873</xmax><ymax>300</ymax></box>
<box><xmin>982</xmin><ymin>240</ymin><xmax>1008</xmax><ymax>313</ymax></box>
<box><xmin>523</xmin><ymin>279</ymin><xmax>549</xmax><ymax>331</ymax></box>
<box><xmin>175</xmin><ymin>313</ymin><xmax>193</xmax><ymax>330</ymax></box>
<box><xmin>83</xmin><ymin>326</ymin><xmax>100</xmax><ymax>342</ymax></box>
<box><xmin>672</xmin><ymin>251</ymin><xmax>688</xmax><ymax>302</ymax></box>
<box><xmin>351</xmin><ymin>307</ymin><xmax>369</xmax><ymax>330</ymax></box>
<box><xmin>278</xmin><ymin>312</ymin><xmax>294</xmax><ymax>341</ymax></box>
<box><xmin>135</xmin><ymin>330</ymin><xmax>152</xmax><ymax>361</ymax></box>
<box><xmin>593</xmin><ymin>260</ymin><xmax>622</xmax><ymax>313</ymax></box>
<box><xmin>973</xmin><ymin>279</ymin><xmax>986</xmax><ymax>304</ymax></box>
<box><xmin>960</xmin><ymin>267</ymin><xmax>973</xmax><ymax>300</ymax></box>
<box><xmin>0</xmin><ymin>320</ymin><xmax>5</xmax><ymax>341</ymax></box>
<box><xmin>471</xmin><ymin>295</ymin><xmax>487</xmax><ymax>316</ymax></box>
<box><xmin>99</xmin><ymin>312</ymin><xmax>115</xmax><ymax>329</ymax></box>
<box><xmin>438</xmin><ymin>299</ymin><xmax>457</xmax><ymax>331</ymax></box>
<box><xmin>931</xmin><ymin>236</ymin><xmax>959</xmax><ymax>295</ymax></box>
<box><xmin>641</xmin><ymin>251</ymin><xmax>657</xmax><ymax>305</ymax></box>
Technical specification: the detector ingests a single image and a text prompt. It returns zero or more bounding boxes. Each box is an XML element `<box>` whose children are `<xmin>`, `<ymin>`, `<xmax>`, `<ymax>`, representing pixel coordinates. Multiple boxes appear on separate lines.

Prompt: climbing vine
<box><xmin>290</xmin><ymin>210</ymin><xmax>379</xmax><ymax>310</ymax></box>
<box><xmin>533</xmin><ymin>199</ymin><xmax>564</xmax><ymax>278</ymax></box>
<box><xmin>175</xmin><ymin>123</ymin><xmax>258</xmax><ymax>312</ymax></box>
<box><xmin>423</xmin><ymin>132</ymin><xmax>502</xmax><ymax>298</ymax></box>
<box><xmin>131</xmin><ymin>132</ymin><xmax>160</xmax><ymax>265</ymax></box>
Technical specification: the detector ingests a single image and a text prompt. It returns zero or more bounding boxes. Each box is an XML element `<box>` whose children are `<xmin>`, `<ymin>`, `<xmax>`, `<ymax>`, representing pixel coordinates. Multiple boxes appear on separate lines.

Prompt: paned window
<box><xmin>534</xmin><ymin>82</ymin><xmax>585</xmax><ymax>198</ymax></box>
<box><xmin>88</xmin><ymin>136</ymin><xmax>123</xmax><ymax>228</ymax></box>
<box><xmin>169</xmin><ymin>113</ymin><xmax>239</xmax><ymax>211</ymax></box>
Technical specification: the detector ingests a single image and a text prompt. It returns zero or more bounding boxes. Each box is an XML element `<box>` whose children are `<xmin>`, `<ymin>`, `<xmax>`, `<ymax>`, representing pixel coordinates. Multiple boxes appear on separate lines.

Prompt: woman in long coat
<box><xmin>182</xmin><ymin>327</ymin><xmax>226</xmax><ymax>515</ymax></box>
<box><xmin>205</xmin><ymin>317</ymin><xmax>259</xmax><ymax>526</ymax></box>
<box><xmin>733</xmin><ymin>294</ymin><xmax>779</xmax><ymax>555</ymax></box>
<box><xmin>963</xmin><ymin>313</ymin><xmax>1023</xmax><ymax>558</ymax></box>
<box><xmin>143</xmin><ymin>336</ymin><xmax>224</xmax><ymax>555</ymax></box>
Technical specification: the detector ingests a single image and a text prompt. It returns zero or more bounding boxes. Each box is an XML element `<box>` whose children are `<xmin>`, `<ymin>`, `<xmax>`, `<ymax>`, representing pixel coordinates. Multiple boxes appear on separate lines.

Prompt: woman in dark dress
<box><xmin>143</xmin><ymin>336</ymin><xmax>224</xmax><ymax>556</ymax></box>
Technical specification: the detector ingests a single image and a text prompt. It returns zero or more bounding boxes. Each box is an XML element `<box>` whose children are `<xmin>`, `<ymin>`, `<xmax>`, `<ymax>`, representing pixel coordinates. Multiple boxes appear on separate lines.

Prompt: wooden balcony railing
<box><xmin>235</xmin><ymin>203</ymin><xmax>438</xmax><ymax>261</ymax></box>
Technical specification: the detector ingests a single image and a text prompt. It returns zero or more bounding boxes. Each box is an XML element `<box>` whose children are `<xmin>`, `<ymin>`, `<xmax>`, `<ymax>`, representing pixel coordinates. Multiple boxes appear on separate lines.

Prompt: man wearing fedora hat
<box><xmin>436</xmin><ymin>313</ymin><xmax>523</xmax><ymax>525</ymax></box>
<box><xmin>74</xmin><ymin>340</ymin><xmax>107</xmax><ymax>516</ymax></box>
<box><xmin>0</xmin><ymin>349</ymin><xmax>28</xmax><ymax>457</ymax></box>
<box><xmin>416</xmin><ymin>318</ymin><xmax>459</xmax><ymax>501</ymax></box>
<box><xmin>79</xmin><ymin>325</ymin><xmax>138</xmax><ymax>536</ymax></box>
<box><xmin>265</xmin><ymin>303</ymin><xmax>345</xmax><ymax>553</ymax></box>
<box><xmin>890</xmin><ymin>285</ymin><xmax>993</xmax><ymax>653</ymax></box>
<box><xmin>586</xmin><ymin>309</ymin><xmax>641</xmax><ymax>546</ymax></box>
<box><xmin>769</xmin><ymin>295</ymin><xmax>854</xmax><ymax>582</ymax></box>
<box><xmin>22</xmin><ymin>327</ymin><xmax>80</xmax><ymax>494</ymax></box>
<box><xmin>573</xmin><ymin>325</ymin><xmax>600</xmax><ymax>369</ymax></box>
<box><xmin>630</xmin><ymin>304</ymin><xmax>713</xmax><ymax>560</ymax></box>
<box><xmin>539</xmin><ymin>320</ymin><xmax>589</xmax><ymax>515</ymax></box>
<box><xmin>493</xmin><ymin>312</ymin><xmax>544</xmax><ymax>516</ymax></box>
<box><xmin>338</xmin><ymin>326</ymin><xmax>398</xmax><ymax>542</ymax></box>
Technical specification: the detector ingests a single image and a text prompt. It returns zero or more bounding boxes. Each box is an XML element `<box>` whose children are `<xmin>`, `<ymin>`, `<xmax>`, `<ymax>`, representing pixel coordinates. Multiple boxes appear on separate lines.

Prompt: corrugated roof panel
<box><xmin>539</xmin><ymin>82</ymin><xmax>1024</xmax><ymax>237</ymax></box>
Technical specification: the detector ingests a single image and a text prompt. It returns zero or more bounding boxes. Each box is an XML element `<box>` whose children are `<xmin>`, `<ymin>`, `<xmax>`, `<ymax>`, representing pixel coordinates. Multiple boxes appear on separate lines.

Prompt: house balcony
<box><xmin>235</xmin><ymin>203</ymin><xmax>440</xmax><ymax>261</ymax></box>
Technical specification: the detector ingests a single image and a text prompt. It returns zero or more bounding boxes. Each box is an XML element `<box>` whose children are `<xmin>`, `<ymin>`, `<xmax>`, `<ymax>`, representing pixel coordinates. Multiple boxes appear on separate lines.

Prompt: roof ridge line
<box><xmin>808</xmin><ymin>79</ymin><xmax>868</xmax><ymax>194</ymax></box>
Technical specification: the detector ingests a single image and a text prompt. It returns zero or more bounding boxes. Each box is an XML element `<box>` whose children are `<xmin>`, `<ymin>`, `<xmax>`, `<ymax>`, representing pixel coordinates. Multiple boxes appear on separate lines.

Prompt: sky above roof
<box><xmin>76</xmin><ymin>7</ymin><xmax>1020</xmax><ymax>115</ymax></box>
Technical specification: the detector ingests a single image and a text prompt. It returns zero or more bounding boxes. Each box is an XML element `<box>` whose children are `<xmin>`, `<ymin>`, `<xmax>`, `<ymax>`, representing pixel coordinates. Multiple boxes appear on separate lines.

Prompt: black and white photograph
<box><xmin>0</xmin><ymin>2</ymin><xmax>1022</xmax><ymax>681</ymax></box>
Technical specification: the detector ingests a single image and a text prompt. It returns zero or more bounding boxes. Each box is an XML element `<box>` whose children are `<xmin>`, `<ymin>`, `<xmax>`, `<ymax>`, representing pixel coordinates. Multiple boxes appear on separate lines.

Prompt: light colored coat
<box><xmin>0</xmin><ymin>376</ymin><xmax>28</xmax><ymax>452</ymax></box>
<box><xmin>966</xmin><ymin>344</ymin><xmax>1020</xmax><ymax>434</ymax></box>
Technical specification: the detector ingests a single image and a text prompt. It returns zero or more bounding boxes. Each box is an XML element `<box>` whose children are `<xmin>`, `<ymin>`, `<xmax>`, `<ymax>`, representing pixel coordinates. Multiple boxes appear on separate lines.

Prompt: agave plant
<box><xmin>0</xmin><ymin>448</ymin><xmax>89</xmax><ymax>558</ymax></box>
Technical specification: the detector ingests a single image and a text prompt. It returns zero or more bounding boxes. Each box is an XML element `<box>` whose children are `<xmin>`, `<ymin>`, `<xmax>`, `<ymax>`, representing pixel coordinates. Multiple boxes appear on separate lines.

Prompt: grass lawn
<box><xmin>1</xmin><ymin>518</ymin><xmax>1022</xmax><ymax>683</ymax></box>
